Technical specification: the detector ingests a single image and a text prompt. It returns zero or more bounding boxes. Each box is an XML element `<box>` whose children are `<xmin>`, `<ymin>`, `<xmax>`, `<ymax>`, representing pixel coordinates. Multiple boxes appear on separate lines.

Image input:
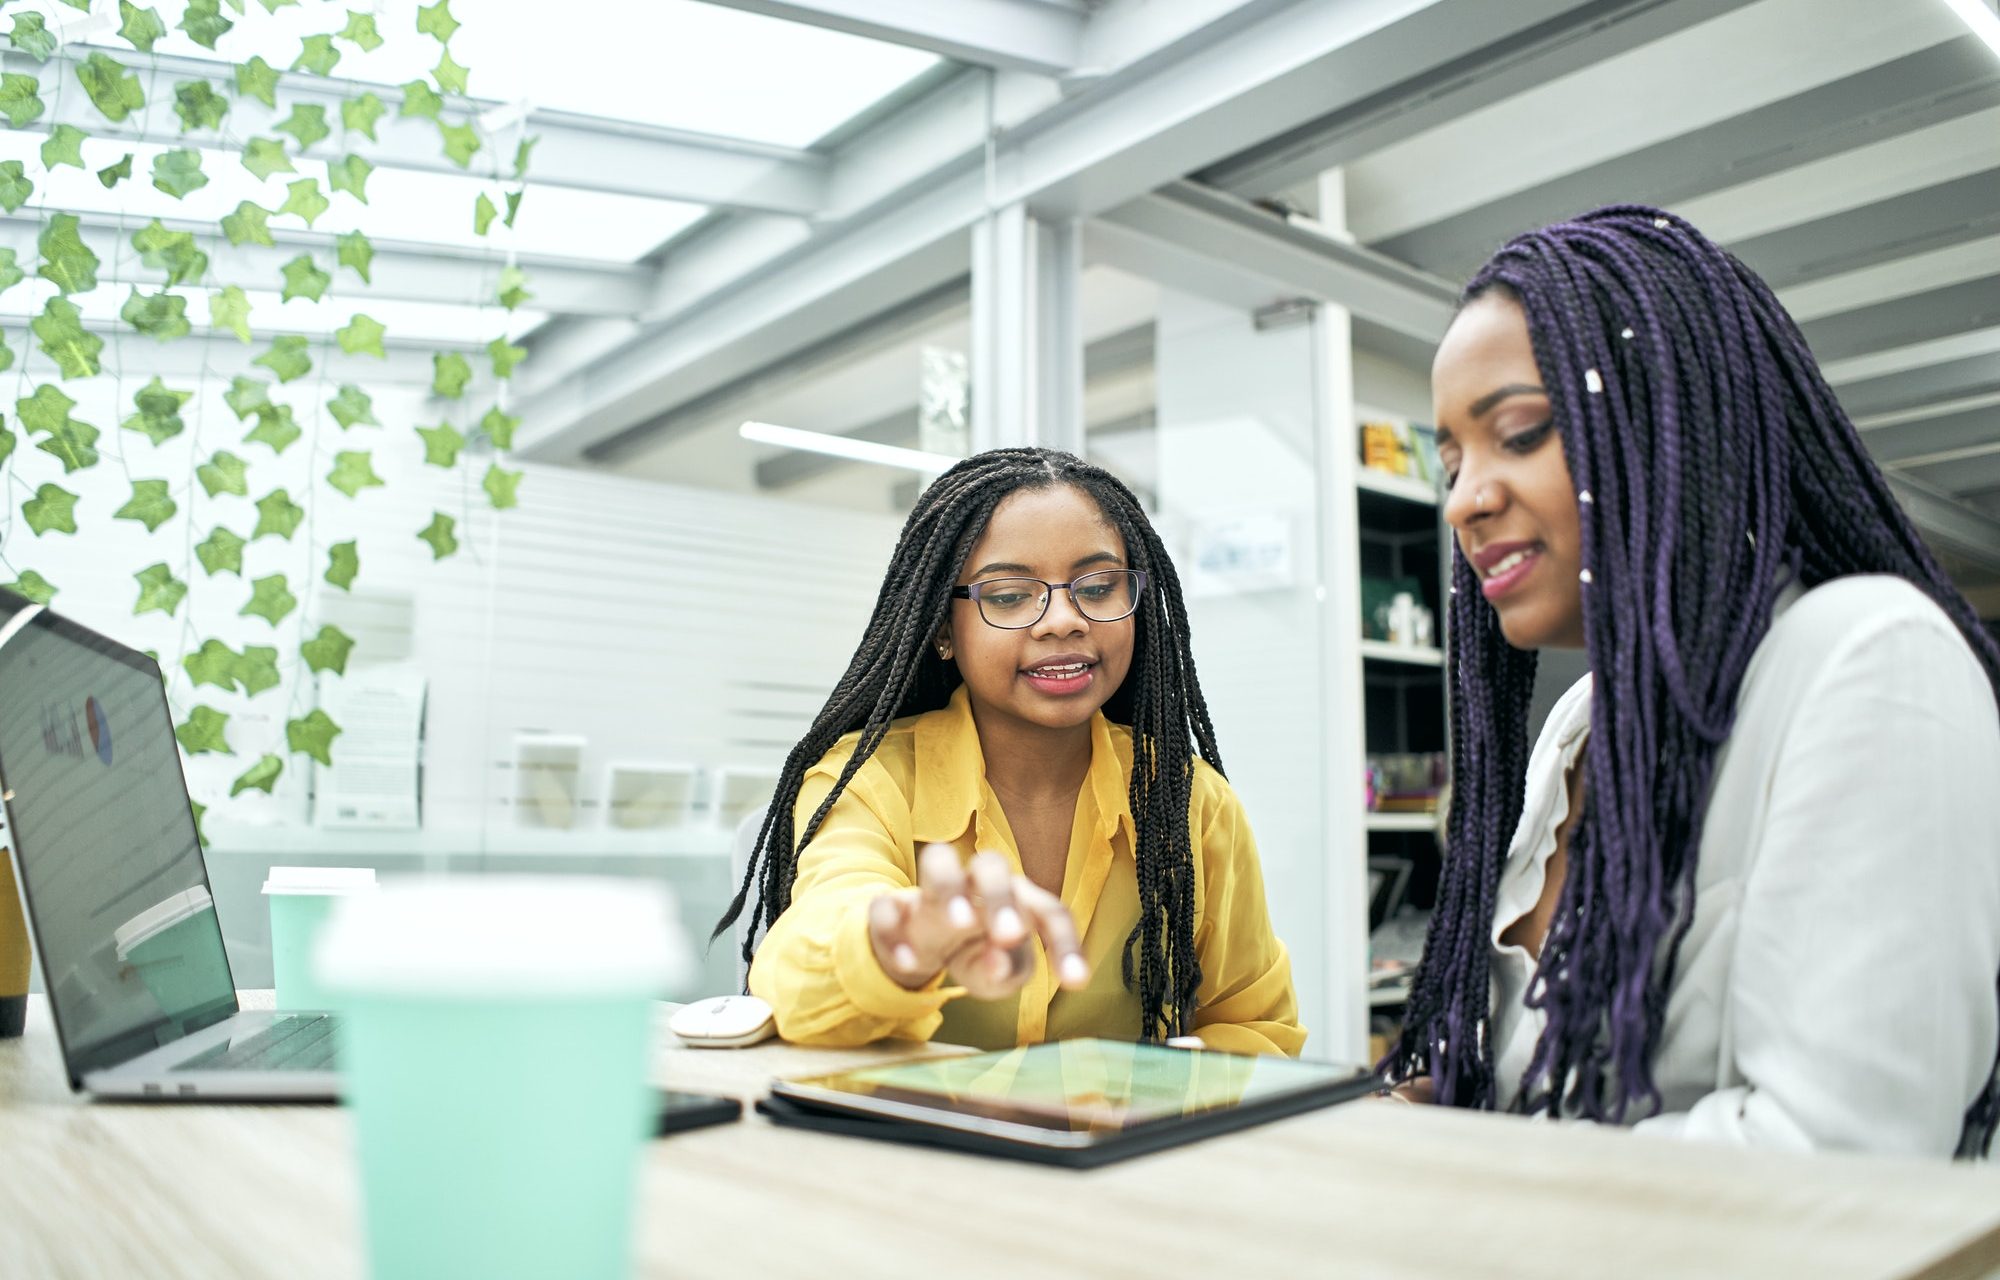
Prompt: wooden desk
<box><xmin>3</xmin><ymin>994</ymin><xmax>1998</xmax><ymax>1280</ymax></box>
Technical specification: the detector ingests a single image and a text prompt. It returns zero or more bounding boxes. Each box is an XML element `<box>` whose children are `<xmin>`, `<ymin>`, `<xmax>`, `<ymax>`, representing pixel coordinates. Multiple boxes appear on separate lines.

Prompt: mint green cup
<box><xmin>264</xmin><ymin>867</ymin><xmax>377</xmax><ymax>1011</ymax></box>
<box><xmin>115</xmin><ymin>887</ymin><xmax>231</xmax><ymax>1019</ymax></box>
<box><xmin>316</xmin><ymin>877</ymin><xmax>689</xmax><ymax>1280</ymax></box>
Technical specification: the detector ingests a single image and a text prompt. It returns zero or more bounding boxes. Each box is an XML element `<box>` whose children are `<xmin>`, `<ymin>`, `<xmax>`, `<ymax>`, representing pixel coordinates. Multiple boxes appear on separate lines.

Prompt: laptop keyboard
<box><xmin>177</xmin><ymin>1014</ymin><xmax>339</xmax><ymax>1073</ymax></box>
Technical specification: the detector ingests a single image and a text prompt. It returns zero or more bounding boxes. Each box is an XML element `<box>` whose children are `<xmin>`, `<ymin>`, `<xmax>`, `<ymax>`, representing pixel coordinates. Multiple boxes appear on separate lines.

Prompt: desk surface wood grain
<box><xmin>3</xmin><ymin>994</ymin><xmax>1998</xmax><ymax>1280</ymax></box>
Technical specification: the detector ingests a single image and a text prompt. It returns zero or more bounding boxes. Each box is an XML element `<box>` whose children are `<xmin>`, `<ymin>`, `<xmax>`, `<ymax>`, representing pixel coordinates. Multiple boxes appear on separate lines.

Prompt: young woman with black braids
<box><xmin>718</xmin><ymin>448</ymin><xmax>1302</xmax><ymax>1056</ymax></box>
<box><xmin>1383</xmin><ymin>206</ymin><xmax>2000</xmax><ymax>1159</ymax></box>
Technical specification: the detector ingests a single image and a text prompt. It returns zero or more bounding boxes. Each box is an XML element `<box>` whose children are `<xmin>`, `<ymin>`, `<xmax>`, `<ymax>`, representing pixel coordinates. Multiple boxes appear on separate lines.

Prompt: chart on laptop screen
<box><xmin>0</xmin><ymin>615</ymin><xmax>233</xmax><ymax>1064</ymax></box>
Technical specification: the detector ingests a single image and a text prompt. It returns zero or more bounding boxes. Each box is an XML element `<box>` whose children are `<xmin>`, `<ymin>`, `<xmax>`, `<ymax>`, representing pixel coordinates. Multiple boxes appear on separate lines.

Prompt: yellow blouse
<box><xmin>749</xmin><ymin>686</ymin><xmax>1305</xmax><ymax>1057</ymax></box>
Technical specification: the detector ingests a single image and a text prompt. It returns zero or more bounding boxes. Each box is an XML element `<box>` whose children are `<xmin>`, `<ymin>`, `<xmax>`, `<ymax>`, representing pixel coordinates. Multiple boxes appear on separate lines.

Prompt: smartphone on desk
<box><xmin>656</xmin><ymin>1089</ymin><xmax>743</xmax><ymax>1137</ymax></box>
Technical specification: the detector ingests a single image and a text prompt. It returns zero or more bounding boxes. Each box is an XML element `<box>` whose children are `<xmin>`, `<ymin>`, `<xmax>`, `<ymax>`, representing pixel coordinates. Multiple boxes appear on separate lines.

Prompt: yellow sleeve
<box><xmin>1189</xmin><ymin>775</ymin><xmax>1307</xmax><ymax>1057</ymax></box>
<box><xmin>747</xmin><ymin>762</ymin><xmax>965</xmax><ymax>1046</ymax></box>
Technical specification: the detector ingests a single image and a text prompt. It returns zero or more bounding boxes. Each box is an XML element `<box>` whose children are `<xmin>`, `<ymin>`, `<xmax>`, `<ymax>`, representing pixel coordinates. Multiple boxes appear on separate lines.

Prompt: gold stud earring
<box><xmin>936</xmin><ymin>642</ymin><xmax>953</xmax><ymax>660</ymax></box>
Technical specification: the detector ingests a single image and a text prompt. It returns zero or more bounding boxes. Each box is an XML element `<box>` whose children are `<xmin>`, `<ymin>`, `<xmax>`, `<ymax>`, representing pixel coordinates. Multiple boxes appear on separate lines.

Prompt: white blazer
<box><xmin>1489</xmin><ymin>575</ymin><xmax>2000</xmax><ymax>1156</ymax></box>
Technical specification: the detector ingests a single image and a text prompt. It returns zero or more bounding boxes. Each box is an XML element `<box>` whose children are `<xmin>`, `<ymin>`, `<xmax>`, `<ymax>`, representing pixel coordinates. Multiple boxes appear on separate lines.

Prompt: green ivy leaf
<box><xmin>97</xmin><ymin>154</ymin><xmax>133</xmax><ymax>188</ymax></box>
<box><xmin>18</xmin><ymin>383</ymin><xmax>74</xmax><ymax>436</ymax></box>
<box><xmin>40</xmin><ymin>124</ymin><xmax>87</xmax><ymax>170</ymax></box>
<box><xmin>151</xmin><ymin>149</ymin><xmax>209</xmax><ymax>200</ymax></box>
<box><xmin>292</xmin><ymin>33</ymin><xmax>340</xmax><ymax>76</ymax></box>
<box><xmin>432</xmin><ymin>352</ymin><xmax>472</xmax><ymax>399</ymax></box>
<box><xmin>327</xmin><ymin>153</ymin><xmax>372</xmax><ymax>204</ymax></box>
<box><xmin>229</xmin><ymin>754</ymin><xmax>283</xmax><ymax>798</ymax></box>
<box><xmin>327</xmin><ymin>384</ymin><xmax>377</xmax><ymax>429</ymax></box>
<box><xmin>195</xmin><ymin>526</ymin><xmax>245</xmax><ymax>576</ymax></box>
<box><xmin>184</xmin><ymin>639</ymin><xmax>241</xmax><ymax>691</ymax></box>
<box><xmin>0</xmin><ymin>416</ymin><xmax>13</xmax><ymax>461</ymax></box>
<box><xmin>5</xmin><ymin>570</ymin><xmax>57</xmax><ymax>605</ymax></box>
<box><xmin>279</xmin><ymin>252</ymin><xmax>330</xmax><ymax>302</ymax></box>
<box><xmin>326</xmin><ymin>449</ymin><xmax>383</xmax><ymax>498</ymax></box>
<box><xmin>0</xmin><ymin>248</ymin><xmax>18</xmax><ymax>295</ymax></box>
<box><xmin>256</xmin><ymin>0</ymin><xmax>303</xmax><ymax>12</ymax></box>
<box><xmin>241</xmin><ymin>136</ymin><xmax>294</xmax><ymax>181</ymax></box>
<box><xmin>178</xmin><ymin>0</ymin><xmax>233</xmax><ymax>50</ymax></box>
<box><xmin>431</xmin><ymin>48</ymin><xmax>468</xmax><ymax>96</ymax></box>
<box><xmin>77</xmin><ymin>52</ymin><xmax>145</xmax><ymax>123</ymax></box>
<box><xmin>32</xmin><ymin>298</ymin><xmax>103</xmax><ymax>379</ymax></box>
<box><xmin>196</xmin><ymin>450</ymin><xmax>249</xmax><ymax>497</ymax></box>
<box><xmin>417</xmin><ymin>0</ymin><xmax>459</xmax><ymax>42</ymax></box>
<box><xmin>340</xmin><ymin>10</ymin><xmax>383</xmax><ymax>51</ymax></box>
<box><xmin>173</xmin><ymin>80</ymin><xmax>229</xmax><ymax>132</ymax></box>
<box><xmin>398</xmin><ymin>79</ymin><xmax>442</xmax><ymax>120</ymax></box>
<box><xmin>416</xmin><ymin>421</ymin><xmax>464</xmax><ymax>467</ymax></box>
<box><xmin>512</xmin><ymin>136</ymin><xmax>538</xmax><ymax>180</ymax></box>
<box><xmin>302</xmin><ymin>623</ymin><xmax>355</xmax><ymax>674</ymax></box>
<box><xmin>286</xmin><ymin>710</ymin><xmax>342</xmax><ymax>765</ymax></box>
<box><xmin>324</xmin><ymin>542</ymin><xmax>359</xmax><ymax>591</ymax></box>
<box><xmin>0</xmin><ymin>160</ymin><xmax>31</xmax><ymax>213</ymax></box>
<box><xmin>488</xmin><ymin>336</ymin><xmax>526</xmax><ymax>379</ymax></box>
<box><xmin>417</xmin><ymin>511</ymin><xmax>458</xmax><ymax>559</ymax></box>
<box><xmin>38</xmin><ymin>213</ymin><xmax>100</xmax><ymax>295</ymax></box>
<box><xmin>175</xmin><ymin>705</ymin><xmax>232</xmax><ymax>755</ymax></box>
<box><xmin>235</xmin><ymin>56</ymin><xmax>279</xmax><ymax>108</ymax></box>
<box><xmin>479</xmin><ymin>406</ymin><xmax>520</xmax><ymax>450</ymax></box>
<box><xmin>0</xmin><ymin>72</ymin><xmax>45</xmax><ymax>129</ymax></box>
<box><xmin>0</xmin><ymin>332</ymin><xmax>13</xmax><ymax>376</ymax></box>
<box><xmin>121</xmin><ymin>288</ymin><xmax>192</xmax><ymax>342</ymax></box>
<box><xmin>133</xmin><ymin>562</ymin><xmax>187</xmax><ymax>617</ymax></box>
<box><xmin>278</xmin><ymin>177</ymin><xmax>330</xmax><ymax>227</ymax></box>
<box><xmin>255</xmin><ymin>334</ymin><xmax>313</xmax><ymax>383</ymax></box>
<box><xmin>22</xmin><ymin>483</ymin><xmax>79</xmax><ymax>537</ymax></box>
<box><xmin>336</xmin><ymin>313</ymin><xmax>385</xmax><ymax>357</ymax></box>
<box><xmin>114</xmin><ymin>479</ymin><xmax>177</xmax><ymax>532</ymax></box>
<box><xmin>244</xmin><ymin>403</ymin><xmax>300</xmax><ymax>454</ymax></box>
<box><xmin>132</xmin><ymin>220</ymin><xmax>209</xmax><ymax>286</ymax></box>
<box><xmin>275</xmin><ymin>103</ymin><xmax>330</xmax><ymax>149</ymax></box>
<box><xmin>225</xmin><ymin>375</ymin><xmax>271</xmax><ymax>421</ymax></box>
<box><xmin>252</xmin><ymin>487</ymin><xmax>304</xmax><ymax>540</ymax></box>
<box><xmin>496</xmin><ymin>264</ymin><xmax>532</xmax><ymax>310</ymax></box>
<box><xmin>236</xmin><ymin>645</ymin><xmax>281</xmax><ymax>697</ymax></box>
<box><xmin>482</xmin><ymin>463</ymin><xmax>523</xmax><ymax>510</ymax></box>
<box><xmin>123</xmin><ymin>377</ymin><xmax>192</xmax><ymax>444</ymax></box>
<box><xmin>335</xmin><ymin>229</ymin><xmax>373</xmax><ymax>283</ymax></box>
<box><xmin>210</xmin><ymin>284</ymin><xmax>252</xmax><ymax>342</ymax></box>
<box><xmin>8</xmin><ymin>13</ymin><xmax>58</xmax><ymax>62</ymax></box>
<box><xmin>221</xmin><ymin>201</ymin><xmax>275</xmax><ymax>246</ymax></box>
<box><xmin>473</xmin><ymin>191</ymin><xmax>497</xmax><ymax>235</ymax></box>
<box><xmin>342</xmin><ymin>91</ymin><xmax>385</xmax><ymax>140</ymax></box>
<box><xmin>240</xmin><ymin>572</ymin><xmax>297</xmax><ymax>625</ymax></box>
<box><xmin>117</xmin><ymin>2</ymin><xmax>167</xmax><ymax>52</ymax></box>
<box><xmin>437</xmin><ymin>119</ymin><xmax>479</xmax><ymax>168</ymax></box>
<box><xmin>35</xmin><ymin>417</ymin><xmax>99</xmax><ymax>473</ymax></box>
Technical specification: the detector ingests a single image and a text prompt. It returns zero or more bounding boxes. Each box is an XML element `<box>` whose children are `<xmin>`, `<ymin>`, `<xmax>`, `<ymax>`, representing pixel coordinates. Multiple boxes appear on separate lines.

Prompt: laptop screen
<box><xmin>0</xmin><ymin>597</ymin><xmax>236</xmax><ymax>1079</ymax></box>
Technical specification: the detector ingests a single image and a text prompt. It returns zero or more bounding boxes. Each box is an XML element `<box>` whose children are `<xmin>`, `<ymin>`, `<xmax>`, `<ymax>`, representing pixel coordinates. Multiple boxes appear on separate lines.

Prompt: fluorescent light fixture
<box><xmin>738</xmin><ymin>421</ymin><xmax>960</xmax><ymax>475</ymax></box>
<box><xmin>1941</xmin><ymin>0</ymin><xmax>2000</xmax><ymax>56</ymax></box>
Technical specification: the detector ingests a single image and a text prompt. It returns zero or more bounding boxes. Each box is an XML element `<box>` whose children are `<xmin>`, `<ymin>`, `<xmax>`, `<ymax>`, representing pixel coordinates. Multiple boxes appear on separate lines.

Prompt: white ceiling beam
<box><xmin>3</xmin><ymin>48</ymin><xmax>828</xmax><ymax>216</ymax></box>
<box><xmin>690</xmin><ymin>0</ymin><xmax>1087</xmax><ymax>75</ymax></box>
<box><xmin>1885</xmin><ymin>472</ymin><xmax>2000</xmax><ymax>575</ymax></box>
<box><xmin>511</xmin><ymin>0</ymin><xmax>1626</xmax><ymax>461</ymax></box>
<box><xmin>0</xmin><ymin>213</ymin><xmax>650</xmax><ymax>317</ymax></box>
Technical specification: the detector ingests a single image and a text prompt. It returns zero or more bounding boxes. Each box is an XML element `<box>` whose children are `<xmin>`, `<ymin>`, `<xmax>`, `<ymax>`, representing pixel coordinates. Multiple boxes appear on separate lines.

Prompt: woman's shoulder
<box><xmin>803</xmin><ymin>705</ymin><xmax>933</xmax><ymax>785</ymax></box>
<box><xmin>1763</xmin><ymin>574</ymin><xmax>1980</xmax><ymax>675</ymax></box>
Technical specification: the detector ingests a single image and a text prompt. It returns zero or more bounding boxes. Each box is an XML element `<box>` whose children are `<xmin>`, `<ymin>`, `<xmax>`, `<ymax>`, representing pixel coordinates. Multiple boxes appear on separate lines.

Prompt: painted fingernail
<box><xmin>1061</xmin><ymin>955</ymin><xmax>1090</xmax><ymax>985</ymax></box>
<box><xmin>948</xmin><ymin>896</ymin><xmax>975</xmax><ymax>928</ymax></box>
<box><xmin>994</xmin><ymin>907</ymin><xmax>1024</xmax><ymax>938</ymax></box>
<box><xmin>894</xmin><ymin>944</ymin><xmax>918</xmax><ymax>971</ymax></box>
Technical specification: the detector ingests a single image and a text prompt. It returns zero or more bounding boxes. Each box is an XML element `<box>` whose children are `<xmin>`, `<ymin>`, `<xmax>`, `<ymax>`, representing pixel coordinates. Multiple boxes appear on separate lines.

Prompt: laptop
<box><xmin>0</xmin><ymin>591</ymin><xmax>340</xmax><ymax>1100</ymax></box>
<box><xmin>759</xmin><ymin>1037</ymin><xmax>1377</xmax><ymax>1168</ymax></box>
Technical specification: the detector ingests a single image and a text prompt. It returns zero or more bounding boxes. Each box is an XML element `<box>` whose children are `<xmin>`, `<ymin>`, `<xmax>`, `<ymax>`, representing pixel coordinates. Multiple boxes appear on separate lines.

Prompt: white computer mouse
<box><xmin>669</xmin><ymin>994</ymin><xmax>778</xmax><ymax>1049</ymax></box>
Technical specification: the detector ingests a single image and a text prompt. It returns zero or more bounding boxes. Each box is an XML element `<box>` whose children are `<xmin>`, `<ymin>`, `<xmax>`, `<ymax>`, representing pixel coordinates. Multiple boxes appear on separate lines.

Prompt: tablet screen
<box><xmin>775</xmin><ymin>1039</ymin><xmax>1369</xmax><ymax>1134</ymax></box>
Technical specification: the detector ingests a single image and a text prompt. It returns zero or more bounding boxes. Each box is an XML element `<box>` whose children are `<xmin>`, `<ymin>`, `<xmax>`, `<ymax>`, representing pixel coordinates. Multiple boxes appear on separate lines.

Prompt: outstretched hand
<box><xmin>868</xmin><ymin>843</ymin><xmax>1091</xmax><ymax>999</ymax></box>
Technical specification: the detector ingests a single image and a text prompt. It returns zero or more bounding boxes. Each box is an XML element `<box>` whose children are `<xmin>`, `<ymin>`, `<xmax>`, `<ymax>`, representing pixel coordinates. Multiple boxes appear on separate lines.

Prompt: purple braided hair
<box><xmin>1385</xmin><ymin>205</ymin><xmax>2000</xmax><ymax>1157</ymax></box>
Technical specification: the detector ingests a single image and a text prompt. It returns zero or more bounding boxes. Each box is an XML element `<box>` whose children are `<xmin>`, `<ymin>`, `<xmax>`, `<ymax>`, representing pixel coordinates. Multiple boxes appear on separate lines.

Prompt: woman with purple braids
<box><xmin>1381</xmin><ymin>205</ymin><xmax>2000</xmax><ymax>1159</ymax></box>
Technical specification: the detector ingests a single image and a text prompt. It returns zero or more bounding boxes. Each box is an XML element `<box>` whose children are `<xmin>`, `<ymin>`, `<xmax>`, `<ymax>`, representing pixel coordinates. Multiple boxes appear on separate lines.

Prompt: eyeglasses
<box><xmin>951</xmin><ymin>569</ymin><xmax>1149</xmax><ymax>630</ymax></box>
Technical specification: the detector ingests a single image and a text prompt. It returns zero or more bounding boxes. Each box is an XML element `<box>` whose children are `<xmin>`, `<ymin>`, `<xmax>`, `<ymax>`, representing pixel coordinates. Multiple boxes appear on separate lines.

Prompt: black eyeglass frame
<box><xmin>949</xmin><ymin>569</ymin><xmax>1150</xmax><ymax>630</ymax></box>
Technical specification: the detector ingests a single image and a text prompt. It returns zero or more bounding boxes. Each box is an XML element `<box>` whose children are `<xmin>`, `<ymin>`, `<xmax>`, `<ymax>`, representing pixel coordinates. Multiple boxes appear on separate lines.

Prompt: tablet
<box><xmin>761</xmin><ymin>1038</ymin><xmax>1376</xmax><ymax>1168</ymax></box>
